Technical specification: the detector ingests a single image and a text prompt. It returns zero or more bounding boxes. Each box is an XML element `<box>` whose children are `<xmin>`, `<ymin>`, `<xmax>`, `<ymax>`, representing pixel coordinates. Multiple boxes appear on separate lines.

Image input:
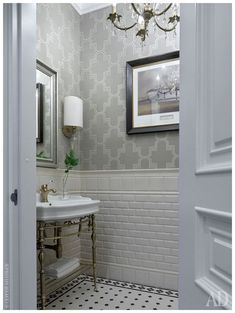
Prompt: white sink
<box><xmin>36</xmin><ymin>193</ymin><xmax>100</xmax><ymax>221</ymax></box>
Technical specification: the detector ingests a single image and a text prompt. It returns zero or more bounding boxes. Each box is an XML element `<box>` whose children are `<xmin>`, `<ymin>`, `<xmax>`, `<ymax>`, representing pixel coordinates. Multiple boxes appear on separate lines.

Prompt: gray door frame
<box><xmin>3</xmin><ymin>3</ymin><xmax>37</xmax><ymax>309</ymax></box>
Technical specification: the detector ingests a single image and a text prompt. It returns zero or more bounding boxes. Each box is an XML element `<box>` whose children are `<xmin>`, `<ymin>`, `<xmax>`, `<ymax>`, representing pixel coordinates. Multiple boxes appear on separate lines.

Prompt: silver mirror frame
<box><xmin>36</xmin><ymin>59</ymin><xmax>58</xmax><ymax>168</ymax></box>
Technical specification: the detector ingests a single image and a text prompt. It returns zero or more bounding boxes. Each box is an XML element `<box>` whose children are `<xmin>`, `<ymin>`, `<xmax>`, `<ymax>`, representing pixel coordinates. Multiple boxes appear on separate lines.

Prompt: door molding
<box><xmin>195</xmin><ymin>4</ymin><xmax>232</xmax><ymax>175</ymax></box>
<box><xmin>195</xmin><ymin>207</ymin><xmax>232</xmax><ymax>309</ymax></box>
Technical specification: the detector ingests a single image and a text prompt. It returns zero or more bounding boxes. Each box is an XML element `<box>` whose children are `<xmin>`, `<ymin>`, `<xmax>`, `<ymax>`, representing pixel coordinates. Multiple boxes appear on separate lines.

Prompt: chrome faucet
<box><xmin>40</xmin><ymin>184</ymin><xmax>56</xmax><ymax>202</ymax></box>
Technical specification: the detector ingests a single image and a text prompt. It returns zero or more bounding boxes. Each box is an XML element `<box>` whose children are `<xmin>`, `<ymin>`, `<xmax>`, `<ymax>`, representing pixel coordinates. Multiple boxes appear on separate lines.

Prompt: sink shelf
<box><xmin>37</xmin><ymin>263</ymin><xmax>92</xmax><ymax>296</ymax></box>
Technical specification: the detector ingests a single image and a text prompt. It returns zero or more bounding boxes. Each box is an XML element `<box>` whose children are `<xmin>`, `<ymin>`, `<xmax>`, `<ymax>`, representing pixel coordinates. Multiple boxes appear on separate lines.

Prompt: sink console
<box><xmin>36</xmin><ymin>193</ymin><xmax>100</xmax><ymax>309</ymax></box>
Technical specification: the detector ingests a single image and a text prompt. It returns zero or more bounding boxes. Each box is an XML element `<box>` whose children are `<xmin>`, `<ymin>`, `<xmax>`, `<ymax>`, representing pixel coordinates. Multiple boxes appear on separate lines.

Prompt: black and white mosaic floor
<box><xmin>41</xmin><ymin>275</ymin><xmax>178</xmax><ymax>310</ymax></box>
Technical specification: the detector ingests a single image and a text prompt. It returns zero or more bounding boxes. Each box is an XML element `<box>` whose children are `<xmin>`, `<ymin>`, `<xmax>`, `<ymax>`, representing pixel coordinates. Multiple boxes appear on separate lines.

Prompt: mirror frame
<box><xmin>36</xmin><ymin>82</ymin><xmax>44</xmax><ymax>143</ymax></box>
<box><xmin>36</xmin><ymin>59</ymin><xmax>58</xmax><ymax>168</ymax></box>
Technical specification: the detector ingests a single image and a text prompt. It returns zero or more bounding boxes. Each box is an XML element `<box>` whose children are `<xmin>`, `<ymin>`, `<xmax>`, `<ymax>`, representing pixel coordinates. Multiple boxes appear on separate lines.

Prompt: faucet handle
<box><xmin>40</xmin><ymin>184</ymin><xmax>48</xmax><ymax>192</ymax></box>
<box><xmin>40</xmin><ymin>184</ymin><xmax>56</xmax><ymax>202</ymax></box>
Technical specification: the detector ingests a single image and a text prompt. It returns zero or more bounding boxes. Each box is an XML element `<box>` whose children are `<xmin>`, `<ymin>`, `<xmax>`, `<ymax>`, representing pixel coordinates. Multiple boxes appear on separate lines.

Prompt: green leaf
<box><xmin>64</xmin><ymin>149</ymin><xmax>79</xmax><ymax>174</ymax></box>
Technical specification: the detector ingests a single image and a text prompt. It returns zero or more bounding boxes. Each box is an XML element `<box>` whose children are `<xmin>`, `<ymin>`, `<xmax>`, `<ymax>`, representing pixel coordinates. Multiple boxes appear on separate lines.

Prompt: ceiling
<box><xmin>71</xmin><ymin>3</ymin><xmax>111</xmax><ymax>15</ymax></box>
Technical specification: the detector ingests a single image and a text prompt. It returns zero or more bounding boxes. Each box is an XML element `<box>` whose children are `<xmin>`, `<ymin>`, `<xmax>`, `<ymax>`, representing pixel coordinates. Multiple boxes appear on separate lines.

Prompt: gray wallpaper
<box><xmin>37</xmin><ymin>3</ymin><xmax>81</xmax><ymax>168</ymax></box>
<box><xmin>37</xmin><ymin>4</ymin><xmax>179</xmax><ymax>170</ymax></box>
<box><xmin>79</xmin><ymin>5</ymin><xmax>179</xmax><ymax>170</ymax></box>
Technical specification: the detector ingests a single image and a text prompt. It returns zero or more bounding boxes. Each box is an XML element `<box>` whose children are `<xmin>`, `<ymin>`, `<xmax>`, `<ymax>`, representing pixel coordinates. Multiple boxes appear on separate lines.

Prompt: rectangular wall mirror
<box><xmin>36</xmin><ymin>59</ymin><xmax>58</xmax><ymax>168</ymax></box>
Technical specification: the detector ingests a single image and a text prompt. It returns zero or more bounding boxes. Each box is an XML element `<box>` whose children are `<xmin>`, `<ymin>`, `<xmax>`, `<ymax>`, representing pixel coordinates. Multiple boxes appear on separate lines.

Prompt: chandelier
<box><xmin>107</xmin><ymin>3</ymin><xmax>180</xmax><ymax>42</ymax></box>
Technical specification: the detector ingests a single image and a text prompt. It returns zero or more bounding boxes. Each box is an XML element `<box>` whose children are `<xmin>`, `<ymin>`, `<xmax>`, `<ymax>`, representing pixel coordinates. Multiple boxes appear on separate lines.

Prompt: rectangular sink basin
<box><xmin>36</xmin><ymin>193</ymin><xmax>100</xmax><ymax>221</ymax></box>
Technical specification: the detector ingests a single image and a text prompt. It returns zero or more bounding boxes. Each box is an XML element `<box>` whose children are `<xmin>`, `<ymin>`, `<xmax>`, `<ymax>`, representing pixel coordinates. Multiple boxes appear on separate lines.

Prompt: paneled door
<box><xmin>3</xmin><ymin>4</ymin><xmax>37</xmax><ymax>309</ymax></box>
<box><xmin>179</xmin><ymin>4</ymin><xmax>232</xmax><ymax>309</ymax></box>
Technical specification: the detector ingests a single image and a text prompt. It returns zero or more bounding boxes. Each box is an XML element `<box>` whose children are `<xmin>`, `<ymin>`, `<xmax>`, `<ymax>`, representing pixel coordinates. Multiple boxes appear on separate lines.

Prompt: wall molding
<box><xmin>37</xmin><ymin>167</ymin><xmax>179</xmax><ymax>176</ymax></box>
<box><xmin>71</xmin><ymin>3</ymin><xmax>110</xmax><ymax>15</ymax></box>
<box><xmin>79</xmin><ymin>191</ymin><xmax>179</xmax><ymax>196</ymax></box>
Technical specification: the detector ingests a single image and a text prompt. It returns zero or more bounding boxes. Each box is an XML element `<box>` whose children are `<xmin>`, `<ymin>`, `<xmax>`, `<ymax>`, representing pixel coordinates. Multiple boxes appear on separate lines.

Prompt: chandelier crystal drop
<box><xmin>107</xmin><ymin>3</ymin><xmax>180</xmax><ymax>42</ymax></box>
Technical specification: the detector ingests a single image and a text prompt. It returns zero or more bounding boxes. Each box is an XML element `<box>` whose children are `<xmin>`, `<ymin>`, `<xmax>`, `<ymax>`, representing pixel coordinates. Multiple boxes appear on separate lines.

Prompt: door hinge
<box><xmin>10</xmin><ymin>189</ymin><xmax>18</xmax><ymax>206</ymax></box>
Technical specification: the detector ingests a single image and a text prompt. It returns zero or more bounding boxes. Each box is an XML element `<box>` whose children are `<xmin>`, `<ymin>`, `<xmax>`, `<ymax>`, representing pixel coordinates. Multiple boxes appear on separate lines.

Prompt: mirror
<box><xmin>36</xmin><ymin>60</ymin><xmax>58</xmax><ymax>168</ymax></box>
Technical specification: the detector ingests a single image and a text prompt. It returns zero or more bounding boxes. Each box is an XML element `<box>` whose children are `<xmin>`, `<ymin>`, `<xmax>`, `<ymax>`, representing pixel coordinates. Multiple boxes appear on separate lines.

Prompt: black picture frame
<box><xmin>36</xmin><ymin>82</ymin><xmax>44</xmax><ymax>143</ymax></box>
<box><xmin>126</xmin><ymin>51</ymin><xmax>180</xmax><ymax>135</ymax></box>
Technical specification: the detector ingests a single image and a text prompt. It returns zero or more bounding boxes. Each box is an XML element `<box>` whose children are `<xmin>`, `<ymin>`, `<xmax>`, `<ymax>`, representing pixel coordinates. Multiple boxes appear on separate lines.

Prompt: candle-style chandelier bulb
<box><xmin>107</xmin><ymin>3</ymin><xmax>180</xmax><ymax>42</ymax></box>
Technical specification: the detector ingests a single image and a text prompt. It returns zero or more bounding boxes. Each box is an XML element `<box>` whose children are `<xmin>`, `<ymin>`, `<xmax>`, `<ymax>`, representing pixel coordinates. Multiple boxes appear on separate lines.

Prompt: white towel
<box><xmin>45</xmin><ymin>257</ymin><xmax>80</xmax><ymax>279</ymax></box>
<box><xmin>52</xmin><ymin>262</ymin><xmax>80</xmax><ymax>279</ymax></box>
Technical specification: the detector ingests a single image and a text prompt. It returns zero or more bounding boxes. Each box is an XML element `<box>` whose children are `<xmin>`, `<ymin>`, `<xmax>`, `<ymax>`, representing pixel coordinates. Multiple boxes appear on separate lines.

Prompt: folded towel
<box><xmin>45</xmin><ymin>257</ymin><xmax>79</xmax><ymax>272</ymax></box>
<box><xmin>45</xmin><ymin>257</ymin><xmax>80</xmax><ymax>279</ymax></box>
<box><xmin>48</xmin><ymin>262</ymin><xmax>80</xmax><ymax>279</ymax></box>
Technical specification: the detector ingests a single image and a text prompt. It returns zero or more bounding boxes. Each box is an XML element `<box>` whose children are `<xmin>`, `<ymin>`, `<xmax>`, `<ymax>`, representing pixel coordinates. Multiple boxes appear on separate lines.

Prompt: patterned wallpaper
<box><xmin>79</xmin><ymin>5</ymin><xmax>179</xmax><ymax>170</ymax></box>
<box><xmin>37</xmin><ymin>4</ymin><xmax>179</xmax><ymax>170</ymax></box>
<box><xmin>37</xmin><ymin>3</ymin><xmax>81</xmax><ymax>168</ymax></box>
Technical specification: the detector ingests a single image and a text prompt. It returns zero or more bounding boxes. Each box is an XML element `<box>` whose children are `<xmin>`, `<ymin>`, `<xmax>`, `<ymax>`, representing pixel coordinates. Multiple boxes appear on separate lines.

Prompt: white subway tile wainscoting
<box><xmin>43</xmin><ymin>275</ymin><xmax>178</xmax><ymax>310</ymax></box>
<box><xmin>37</xmin><ymin>168</ymin><xmax>179</xmax><ymax>294</ymax></box>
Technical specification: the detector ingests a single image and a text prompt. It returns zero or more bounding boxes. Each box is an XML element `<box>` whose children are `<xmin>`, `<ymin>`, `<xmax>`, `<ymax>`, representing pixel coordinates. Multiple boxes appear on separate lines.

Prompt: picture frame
<box><xmin>126</xmin><ymin>51</ymin><xmax>180</xmax><ymax>134</ymax></box>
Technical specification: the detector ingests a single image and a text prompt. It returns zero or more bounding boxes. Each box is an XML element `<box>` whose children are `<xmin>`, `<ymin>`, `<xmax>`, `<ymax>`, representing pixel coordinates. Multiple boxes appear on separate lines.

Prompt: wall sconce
<box><xmin>62</xmin><ymin>96</ymin><xmax>83</xmax><ymax>139</ymax></box>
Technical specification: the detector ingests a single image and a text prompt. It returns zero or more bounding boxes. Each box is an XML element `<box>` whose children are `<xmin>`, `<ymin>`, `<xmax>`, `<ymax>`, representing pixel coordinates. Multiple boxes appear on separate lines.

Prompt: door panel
<box><xmin>179</xmin><ymin>4</ymin><xmax>232</xmax><ymax>309</ymax></box>
<box><xmin>195</xmin><ymin>4</ymin><xmax>232</xmax><ymax>174</ymax></box>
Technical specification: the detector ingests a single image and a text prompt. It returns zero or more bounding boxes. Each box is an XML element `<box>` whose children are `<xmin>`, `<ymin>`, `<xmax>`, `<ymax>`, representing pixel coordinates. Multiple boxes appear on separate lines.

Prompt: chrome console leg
<box><xmin>91</xmin><ymin>214</ymin><xmax>97</xmax><ymax>291</ymax></box>
<box><xmin>38</xmin><ymin>222</ymin><xmax>46</xmax><ymax>310</ymax></box>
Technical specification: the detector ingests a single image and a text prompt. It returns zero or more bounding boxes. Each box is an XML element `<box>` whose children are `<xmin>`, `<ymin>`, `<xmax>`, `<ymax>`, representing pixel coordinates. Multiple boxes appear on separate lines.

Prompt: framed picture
<box><xmin>126</xmin><ymin>51</ymin><xmax>180</xmax><ymax>134</ymax></box>
<box><xmin>36</xmin><ymin>82</ymin><xmax>44</xmax><ymax>143</ymax></box>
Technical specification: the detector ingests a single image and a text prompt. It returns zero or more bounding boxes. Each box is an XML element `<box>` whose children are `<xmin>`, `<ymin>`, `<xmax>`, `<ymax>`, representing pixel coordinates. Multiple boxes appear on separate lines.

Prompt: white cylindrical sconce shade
<box><xmin>64</xmin><ymin>96</ymin><xmax>83</xmax><ymax>128</ymax></box>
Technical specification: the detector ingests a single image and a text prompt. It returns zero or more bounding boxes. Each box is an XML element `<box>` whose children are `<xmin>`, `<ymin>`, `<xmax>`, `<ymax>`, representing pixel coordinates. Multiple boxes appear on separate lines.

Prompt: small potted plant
<box><xmin>62</xmin><ymin>149</ymin><xmax>79</xmax><ymax>199</ymax></box>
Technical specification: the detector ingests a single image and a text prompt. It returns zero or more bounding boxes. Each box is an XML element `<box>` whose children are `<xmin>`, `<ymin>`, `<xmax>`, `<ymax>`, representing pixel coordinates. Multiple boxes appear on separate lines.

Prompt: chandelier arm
<box><xmin>131</xmin><ymin>3</ymin><xmax>141</xmax><ymax>16</ymax></box>
<box><xmin>154</xmin><ymin>3</ymin><xmax>173</xmax><ymax>17</ymax></box>
<box><xmin>112</xmin><ymin>21</ymin><xmax>137</xmax><ymax>31</ymax></box>
<box><xmin>154</xmin><ymin>18</ymin><xmax>177</xmax><ymax>32</ymax></box>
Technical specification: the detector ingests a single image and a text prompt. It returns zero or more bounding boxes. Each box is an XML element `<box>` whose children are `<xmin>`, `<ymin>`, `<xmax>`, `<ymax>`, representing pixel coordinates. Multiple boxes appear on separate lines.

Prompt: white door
<box><xmin>3</xmin><ymin>4</ymin><xmax>37</xmax><ymax>309</ymax></box>
<box><xmin>179</xmin><ymin>3</ymin><xmax>232</xmax><ymax>309</ymax></box>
